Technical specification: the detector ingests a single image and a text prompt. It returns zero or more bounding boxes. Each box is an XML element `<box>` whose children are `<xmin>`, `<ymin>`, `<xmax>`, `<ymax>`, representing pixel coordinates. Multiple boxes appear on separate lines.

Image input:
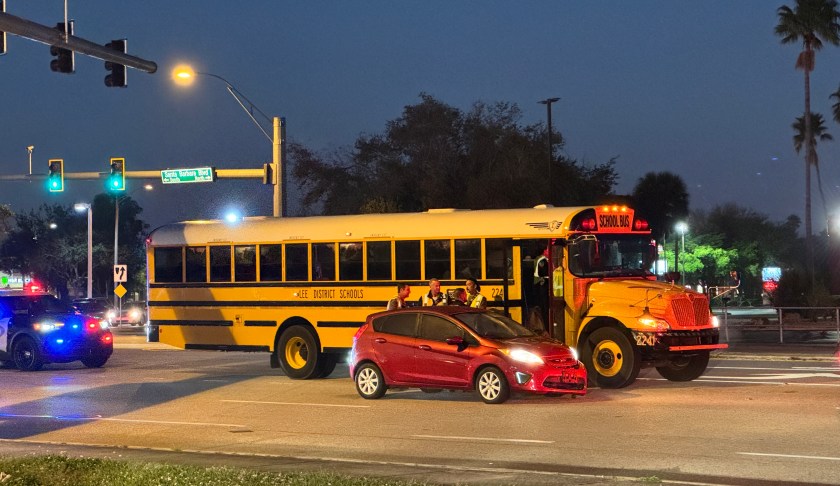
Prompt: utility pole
<box><xmin>538</xmin><ymin>97</ymin><xmax>560</xmax><ymax>203</ymax></box>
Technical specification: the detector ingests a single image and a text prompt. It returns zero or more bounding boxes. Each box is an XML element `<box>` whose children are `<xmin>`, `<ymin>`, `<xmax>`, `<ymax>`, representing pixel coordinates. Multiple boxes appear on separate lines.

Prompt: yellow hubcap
<box><xmin>592</xmin><ymin>340</ymin><xmax>623</xmax><ymax>377</ymax></box>
<box><xmin>284</xmin><ymin>337</ymin><xmax>308</xmax><ymax>370</ymax></box>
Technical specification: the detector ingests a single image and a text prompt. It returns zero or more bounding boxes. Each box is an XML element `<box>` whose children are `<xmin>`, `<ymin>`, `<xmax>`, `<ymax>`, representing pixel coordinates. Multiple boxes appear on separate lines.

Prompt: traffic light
<box><xmin>47</xmin><ymin>159</ymin><xmax>64</xmax><ymax>192</ymax></box>
<box><xmin>49</xmin><ymin>21</ymin><xmax>75</xmax><ymax>74</ymax></box>
<box><xmin>104</xmin><ymin>39</ymin><xmax>127</xmax><ymax>88</ymax></box>
<box><xmin>108</xmin><ymin>157</ymin><xmax>125</xmax><ymax>191</ymax></box>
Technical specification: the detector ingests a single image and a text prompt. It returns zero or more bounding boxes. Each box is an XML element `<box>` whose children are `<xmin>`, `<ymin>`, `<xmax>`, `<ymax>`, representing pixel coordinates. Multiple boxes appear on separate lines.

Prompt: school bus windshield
<box><xmin>567</xmin><ymin>234</ymin><xmax>656</xmax><ymax>278</ymax></box>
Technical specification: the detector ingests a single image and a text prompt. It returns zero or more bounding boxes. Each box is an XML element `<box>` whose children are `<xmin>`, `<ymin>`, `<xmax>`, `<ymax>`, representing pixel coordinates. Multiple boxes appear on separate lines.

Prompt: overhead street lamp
<box><xmin>172</xmin><ymin>65</ymin><xmax>285</xmax><ymax>217</ymax></box>
<box><xmin>74</xmin><ymin>203</ymin><xmax>92</xmax><ymax>298</ymax></box>
<box><xmin>538</xmin><ymin>97</ymin><xmax>560</xmax><ymax>203</ymax></box>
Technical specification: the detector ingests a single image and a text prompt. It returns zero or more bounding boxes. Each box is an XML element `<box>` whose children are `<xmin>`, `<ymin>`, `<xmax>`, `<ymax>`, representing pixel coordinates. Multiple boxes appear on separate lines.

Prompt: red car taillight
<box><xmin>101</xmin><ymin>333</ymin><xmax>113</xmax><ymax>344</ymax></box>
<box><xmin>353</xmin><ymin>322</ymin><xmax>370</xmax><ymax>340</ymax></box>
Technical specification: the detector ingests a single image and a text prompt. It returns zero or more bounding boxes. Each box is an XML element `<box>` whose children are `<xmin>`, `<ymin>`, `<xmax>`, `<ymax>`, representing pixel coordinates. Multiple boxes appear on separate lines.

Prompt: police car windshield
<box><xmin>7</xmin><ymin>295</ymin><xmax>74</xmax><ymax>315</ymax></box>
<box><xmin>567</xmin><ymin>234</ymin><xmax>655</xmax><ymax>278</ymax></box>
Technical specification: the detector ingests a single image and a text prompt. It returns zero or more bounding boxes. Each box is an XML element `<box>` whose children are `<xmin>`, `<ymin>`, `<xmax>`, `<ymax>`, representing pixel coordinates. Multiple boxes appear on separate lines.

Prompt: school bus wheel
<box><xmin>276</xmin><ymin>326</ymin><xmax>321</xmax><ymax>379</ymax></box>
<box><xmin>581</xmin><ymin>326</ymin><xmax>640</xmax><ymax>389</ymax></box>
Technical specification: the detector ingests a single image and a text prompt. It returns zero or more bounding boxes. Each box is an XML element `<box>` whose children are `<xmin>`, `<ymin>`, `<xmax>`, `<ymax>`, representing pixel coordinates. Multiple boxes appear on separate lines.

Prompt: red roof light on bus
<box><xmin>581</xmin><ymin>218</ymin><xmax>596</xmax><ymax>231</ymax></box>
<box><xmin>634</xmin><ymin>219</ymin><xmax>649</xmax><ymax>231</ymax></box>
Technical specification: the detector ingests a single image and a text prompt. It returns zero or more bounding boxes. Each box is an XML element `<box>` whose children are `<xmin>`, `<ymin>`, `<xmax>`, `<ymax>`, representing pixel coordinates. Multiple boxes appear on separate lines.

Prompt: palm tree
<box><xmin>775</xmin><ymin>0</ymin><xmax>840</xmax><ymax>281</ymax></box>
<box><xmin>831</xmin><ymin>84</ymin><xmax>840</xmax><ymax>121</ymax></box>
<box><xmin>793</xmin><ymin>112</ymin><xmax>833</xmax><ymax>225</ymax></box>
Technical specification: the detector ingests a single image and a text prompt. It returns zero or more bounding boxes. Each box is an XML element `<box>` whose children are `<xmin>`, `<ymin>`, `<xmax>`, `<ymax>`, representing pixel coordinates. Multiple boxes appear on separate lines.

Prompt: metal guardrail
<box><xmin>713</xmin><ymin>306</ymin><xmax>840</xmax><ymax>344</ymax></box>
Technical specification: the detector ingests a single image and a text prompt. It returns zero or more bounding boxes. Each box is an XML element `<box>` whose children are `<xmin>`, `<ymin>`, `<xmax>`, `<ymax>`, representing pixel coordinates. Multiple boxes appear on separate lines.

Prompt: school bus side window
<box><xmin>339</xmin><ymin>242</ymin><xmax>363</xmax><ymax>281</ymax></box>
<box><xmin>425</xmin><ymin>239</ymin><xmax>451</xmax><ymax>280</ymax></box>
<box><xmin>366</xmin><ymin>241</ymin><xmax>392</xmax><ymax>280</ymax></box>
<box><xmin>259</xmin><ymin>244</ymin><xmax>282</xmax><ymax>281</ymax></box>
<box><xmin>209</xmin><ymin>246</ymin><xmax>232</xmax><ymax>282</ymax></box>
<box><xmin>154</xmin><ymin>247</ymin><xmax>183</xmax><ymax>283</ymax></box>
<box><xmin>234</xmin><ymin>245</ymin><xmax>257</xmax><ymax>282</ymax></box>
<box><xmin>185</xmin><ymin>246</ymin><xmax>207</xmax><ymax>282</ymax></box>
<box><xmin>485</xmin><ymin>239</ymin><xmax>511</xmax><ymax>279</ymax></box>
<box><xmin>312</xmin><ymin>243</ymin><xmax>336</xmax><ymax>281</ymax></box>
<box><xmin>395</xmin><ymin>240</ymin><xmax>420</xmax><ymax>281</ymax></box>
<box><xmin>455</xmin><ymin>239</ymin><xmax>481</xmax><ymax>279</ymax></box>
<box><xmin>285</xmin><ymin>244</ymin><xmax>308</xmax><ymax>281</ymax></box>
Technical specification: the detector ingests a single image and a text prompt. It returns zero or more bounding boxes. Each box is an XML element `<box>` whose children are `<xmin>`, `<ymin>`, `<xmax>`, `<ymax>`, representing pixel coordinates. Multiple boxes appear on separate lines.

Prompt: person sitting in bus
<box><xmin>420</xmin><ymin>278</ymin><xmax>450</xmax><ymax>306</ymax></box>
<box><xmin>465</xmin><ymin>277</ymin><xmax>487</xmax><ymax>309</ymax></box>
<box><xmin>386</xmin><ymin>283</ymin><xmax>411</xmax><ymax>310</ymax></box>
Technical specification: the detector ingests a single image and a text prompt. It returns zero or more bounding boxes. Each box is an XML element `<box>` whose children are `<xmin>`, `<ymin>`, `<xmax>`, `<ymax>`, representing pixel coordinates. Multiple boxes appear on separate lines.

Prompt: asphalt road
<box><xmin>0</xmin><ymin>327</ymin><xmax>838</xmax><ymax>486</ymax></box>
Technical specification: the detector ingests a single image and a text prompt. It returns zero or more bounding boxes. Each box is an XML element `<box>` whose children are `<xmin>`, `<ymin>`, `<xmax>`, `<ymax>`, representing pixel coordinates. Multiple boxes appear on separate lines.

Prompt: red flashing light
<box><xmin>581</xmin><ymin>219</ymin><xmax>596</xmax><ymax>231</ymax></box>
<box><xmin>634</xmin><ymin>219</ymin><xmax>649</xmax><ymax>231</ymax></box>
<box><xmin>24</xmin><ymin>281</ymin><xmax>41</xmax><ymax>293</ymax></box>
<box><xmin>85</xmin><ymin>319</ymin><xmax>100</xmax><ymax>331</ymax></box>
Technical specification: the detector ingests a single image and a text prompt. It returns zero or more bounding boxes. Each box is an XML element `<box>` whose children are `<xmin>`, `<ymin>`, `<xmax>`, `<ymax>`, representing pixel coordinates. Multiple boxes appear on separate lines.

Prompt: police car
<box><xmin>0</xmin><ymin>291</ymin><xmax>113</xmax><ymax>371</ymax></box>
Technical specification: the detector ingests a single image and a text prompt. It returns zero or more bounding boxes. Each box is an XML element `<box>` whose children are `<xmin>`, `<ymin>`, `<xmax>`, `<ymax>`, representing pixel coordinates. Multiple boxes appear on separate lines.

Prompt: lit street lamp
<box><xmin>26</xmin><ymin>145</ymin><xmax>34</xmax><ymax>176</ymax></box>
<box><xmin>538</xmin><ymin>97</ymin><xmax>560</xmax><ymax>202</ymax></box>
<box><xmin>74</xmin><ymin>203</ymin><xmax>92</xmax><ymax>298</ymax></box>
<box><xmin>675</xmin><ymin>221</ymin><xmax>688</xmax><ymax>285</ymax></box>
<box><xmin>172</xmin><ymin>65</ymin><xmax>285</xmax><ymax>217</ymax></box>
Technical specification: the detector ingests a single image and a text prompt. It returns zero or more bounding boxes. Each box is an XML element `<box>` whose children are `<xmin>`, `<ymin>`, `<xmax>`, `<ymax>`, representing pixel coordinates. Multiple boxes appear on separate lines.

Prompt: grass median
<box><xmin>0</xmin><ymin>455</ymin><xmax>430</xmax><ymax>485</ymax></box>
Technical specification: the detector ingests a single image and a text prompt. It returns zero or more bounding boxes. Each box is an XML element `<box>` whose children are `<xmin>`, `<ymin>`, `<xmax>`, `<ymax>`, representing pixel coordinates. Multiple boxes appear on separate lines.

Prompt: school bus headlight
<box><xmin>638</xmin><ymin>316</ymin><xmax>670</xmax><ymax>331</ymax></box>
<box><xmin>711</xmin><ymin>315</ymin><xmax>720</xmax><ymax>328</ymax></box>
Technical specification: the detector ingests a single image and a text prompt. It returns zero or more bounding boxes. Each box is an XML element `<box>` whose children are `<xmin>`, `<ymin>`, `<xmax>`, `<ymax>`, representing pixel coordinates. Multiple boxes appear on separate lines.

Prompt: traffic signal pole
<box><xmin>0</xmin><ymin>11</ymin><xmax>156</xmax><ymax>73</ymax></box>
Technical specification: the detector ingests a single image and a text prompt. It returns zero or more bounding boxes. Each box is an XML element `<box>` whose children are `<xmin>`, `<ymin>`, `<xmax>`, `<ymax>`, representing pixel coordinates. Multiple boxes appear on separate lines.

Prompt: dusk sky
<box><xmin>4</xmin><ymin>1</ymin><xmax>840</xmax><ymax>233</ymax></box>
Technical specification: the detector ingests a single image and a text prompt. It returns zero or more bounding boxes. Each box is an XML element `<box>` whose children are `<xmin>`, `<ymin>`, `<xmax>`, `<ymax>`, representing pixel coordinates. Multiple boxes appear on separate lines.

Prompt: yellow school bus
<box><xmin>146</xmin><ymin>204</ymin><xmax>725</xmax><ymax>388</ymax></box>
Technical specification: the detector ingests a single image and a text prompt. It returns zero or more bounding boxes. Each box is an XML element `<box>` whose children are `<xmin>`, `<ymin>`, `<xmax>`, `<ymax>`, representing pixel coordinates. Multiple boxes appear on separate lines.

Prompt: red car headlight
<box><xmin>502</xmin><ymin>349</ymin><xmax>544</xmax><ymax>365</ymax></box>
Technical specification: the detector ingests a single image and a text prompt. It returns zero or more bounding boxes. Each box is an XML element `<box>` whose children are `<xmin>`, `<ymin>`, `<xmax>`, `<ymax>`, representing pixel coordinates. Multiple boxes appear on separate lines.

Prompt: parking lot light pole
<box><xmin>114</xmin><ymin>184</ymin><xmax>153</xmax><ymax>307</ymax></box>
<box><xmin>74</xmin><ymin>203</ymin><xmax>92</xmax><ymax>298</ymax></box>
<box><xmin>675</xmin><ymin>221</ymin><xmax>688</xmax><ymax>286</ymax></box>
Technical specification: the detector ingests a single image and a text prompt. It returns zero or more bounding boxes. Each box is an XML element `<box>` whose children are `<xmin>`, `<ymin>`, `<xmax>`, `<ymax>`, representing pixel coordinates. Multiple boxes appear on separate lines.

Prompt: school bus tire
<box><xmin>581</xmin><ymin>326</ymin><xmax>640</xmax><ymax>389</ymax></box>
<box><xmin>317</xmin><ymin>354</ymin><xmax>339</xmax><ymax>378</ymax></box>
<box><xmin>656</xmin><ymin>351</ymin><xmax>710</xmax><ymax>382</ymax></box>
<box><xmin>276</xmin><ymin>326</ymin><xmax>321</xmax><ymax>380</ymax></box>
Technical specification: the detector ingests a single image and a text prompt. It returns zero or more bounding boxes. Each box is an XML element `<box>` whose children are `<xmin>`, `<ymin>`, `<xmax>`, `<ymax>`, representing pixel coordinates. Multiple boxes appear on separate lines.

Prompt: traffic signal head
<box><xmin>49</xmin><ymin>22</ymin><xmax>75</xmax><ymax>74</ymax></box>
<box><xmin>104</xmin><ymin>39</ymin><xmax>127</xmax><ymax>88</ymax></box>
<box><xmin>47</xmin><ymin>159</ymin><xmax>64</xmax><ymax>193</ymax></box>
<box><xmin>108</xmin><ymin>157</ymin><xmax>125</xmax><ymax>192</ymax></box>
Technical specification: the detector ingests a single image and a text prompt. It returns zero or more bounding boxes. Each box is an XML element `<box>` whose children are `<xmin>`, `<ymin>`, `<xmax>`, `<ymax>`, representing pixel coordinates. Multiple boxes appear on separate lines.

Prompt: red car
<box><xmin>350</xmin><ymin>307</ymin><xmax>586</xmax><ymax>404</ymax></box>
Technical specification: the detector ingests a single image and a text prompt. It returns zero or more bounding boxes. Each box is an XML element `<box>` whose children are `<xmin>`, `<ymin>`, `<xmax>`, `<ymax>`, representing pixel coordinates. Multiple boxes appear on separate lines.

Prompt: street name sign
<box><xmin>161</xmin><ymin>167</ymin><xmax>215</xmax><ymax>184</ymax></box>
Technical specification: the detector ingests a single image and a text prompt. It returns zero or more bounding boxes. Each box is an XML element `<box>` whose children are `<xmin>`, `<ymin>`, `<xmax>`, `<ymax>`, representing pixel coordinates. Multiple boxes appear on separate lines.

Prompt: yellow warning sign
<box><xmin>114</xmin><ymin>284</ymin><xmax>127</xmax><ymax>298</ymax></box>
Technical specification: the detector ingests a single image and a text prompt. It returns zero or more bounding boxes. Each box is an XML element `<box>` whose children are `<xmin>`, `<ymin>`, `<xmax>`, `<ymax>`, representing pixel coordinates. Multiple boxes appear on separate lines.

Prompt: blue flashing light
<box><xmin>55</xmin><ymin>339</ymin><xmax>64</xmax><ymax>345</ymax></box>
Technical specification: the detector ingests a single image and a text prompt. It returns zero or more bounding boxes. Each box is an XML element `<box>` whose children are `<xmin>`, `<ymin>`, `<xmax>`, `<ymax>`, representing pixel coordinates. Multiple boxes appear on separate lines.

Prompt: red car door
<box><xmin>414</xmin><ymin>314</ymin><xmax>472</xmax><ymax>387</ymax></box>
<box><xmin>370</xmin><ymin>313</ymin><xmax>418</xmax><ymax>383</ymax></box>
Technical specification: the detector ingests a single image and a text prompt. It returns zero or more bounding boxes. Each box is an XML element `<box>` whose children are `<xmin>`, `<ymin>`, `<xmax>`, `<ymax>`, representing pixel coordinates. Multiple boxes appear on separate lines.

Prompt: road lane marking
<box><xmin>0</xmin><ymin>413</ymin><xmax>246</xmax><ymax>428</ymax></box>
<box><xmin>412</xmin><ymin>434</ymin><xmax>553</xmax><ymax>444</ymax></box>
<box><xmin>638</xmin><ymin>377</ymin><xmax>840</xmax><ymax>386</ymax></box>
<box><xmin>739</xmin><ymin>452</ymin><xmax>840</xmax><ymax>462</ymax></box>
<box><xmin>221</xmin><ymin>399</ymin><xmax>370</xmax><ymax>409</ymax></box>
<box><xmin>713</xmin><ymin>366</ymin><xmax>840</xmax><ymax>371</ymax></box>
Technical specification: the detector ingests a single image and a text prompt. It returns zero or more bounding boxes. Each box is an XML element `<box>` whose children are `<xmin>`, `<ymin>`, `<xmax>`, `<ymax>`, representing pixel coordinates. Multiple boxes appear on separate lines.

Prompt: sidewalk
<box><xmin>714</xmin><ymin>341</ymin><xmax>838</xmax><ymax>362</ymax></box>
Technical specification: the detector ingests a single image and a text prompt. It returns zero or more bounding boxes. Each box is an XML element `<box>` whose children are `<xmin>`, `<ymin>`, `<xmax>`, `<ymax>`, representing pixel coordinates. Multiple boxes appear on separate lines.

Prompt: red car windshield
<box><xmin>453</xmin><ymin>312</ymin><xmax>535</xmax><ymax>339</ymax></box>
